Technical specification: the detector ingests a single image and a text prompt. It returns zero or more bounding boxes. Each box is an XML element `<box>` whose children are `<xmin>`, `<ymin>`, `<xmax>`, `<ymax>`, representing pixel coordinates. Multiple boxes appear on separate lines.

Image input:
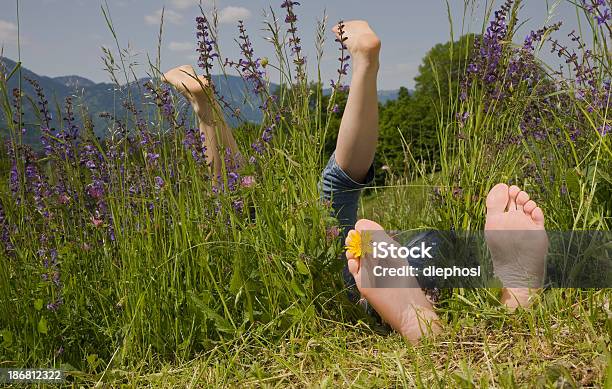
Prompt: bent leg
<box><xmin>163</xmin><ymin>65</ymin><xmax>241</xmax><ymax>179</ymax></box>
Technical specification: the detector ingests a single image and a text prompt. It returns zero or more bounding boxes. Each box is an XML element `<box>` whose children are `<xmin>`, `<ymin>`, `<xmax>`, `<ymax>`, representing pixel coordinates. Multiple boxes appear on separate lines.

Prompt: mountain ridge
<box><xmin>0</xmin><ymin>58</ymin><xmax>401</xmax><ymax>146</ymax></box>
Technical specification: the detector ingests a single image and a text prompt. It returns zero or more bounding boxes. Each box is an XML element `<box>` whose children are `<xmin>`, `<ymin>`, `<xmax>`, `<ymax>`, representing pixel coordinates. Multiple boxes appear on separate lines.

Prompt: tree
<box><xmin>377</xmin><ymin>34</ymin><xmax>476</xmax><ymax>174</ymax></box>
<box><xmin>318</xmin><ymin>35</ymin><xmax>476</xmax><ymax>182</ymax></box>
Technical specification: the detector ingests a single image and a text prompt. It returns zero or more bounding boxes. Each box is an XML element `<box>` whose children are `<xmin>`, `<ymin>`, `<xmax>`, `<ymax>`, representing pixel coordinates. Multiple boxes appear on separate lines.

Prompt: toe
<box><xmin>508</xmin><ymin>185</ymin><xmax>521</xmax><ymax>211</ymax></box>
<box><xmin>516</xmin><ymin>191</ymin><xmax>530</xmax><ymax>212</ymax></box>
<box><xmin>486</xmin><ymin>183</ymin><xmax>509</xmax><ymax>215</ymax></box>
<box><xmin>523</xmin><ymin>200</ymin><xmax>537</xmax><ymax>214</ymax></box>
<box><xmin>179</xmin><ymin>65</ymin><xmax>196</xmax><ymax>75</ymax></box>
<box><xmin>531</xmin><ymin>207</ymin><xmax>545</xmax><ymax>227</ymax></box>
<box><xmin>347</xmin><ymin>258</ymin><xmax>360</xmax><ymax>277</ymax></box>
<box><xmin>355</xmin><ymin>218</ymin><xmax>384</xmax><ymax>232</ymax></box>
<box><xmin>345</xmin><ymin>229</ymin><xmax>361</xmax><ymax>278</ymax></box>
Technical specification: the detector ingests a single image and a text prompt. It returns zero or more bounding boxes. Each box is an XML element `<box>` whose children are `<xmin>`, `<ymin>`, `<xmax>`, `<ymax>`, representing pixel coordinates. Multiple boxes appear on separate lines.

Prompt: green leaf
<box><xmin>34</xmin><ymin>299</ymin><xmax>44</xmax><ymax>311</ymax></box>
<box><xmin>188</xmin><ymin>292</ymin><xmax>235</xmax><ymax>334</ymax></box>
<box><xmin>87</xmin><ymin>354</ymin><xmax>98</xmax><ymax>366</ymax></box>
<box><xmin>229</xmin><ymin>263</ymin><xmax>243</xmax><ymax>294</ymax></box>
<box><xmin>0</xmin><ymin>329</ymin><xmax>13</xmax><ymax>348</ymax></box>
<box><xmin>290</xmin><ymin>278</ymin><xmax>305</xmax><ymax>297</ymax></box>
<box><xmin>37</xmin><ymin>317</ymin><xmax>48</xmax><ymax>334</ymax></box>
<box><xmin>565</xmin><ymin>168</ymin><xmax>580</xmax><ymax>194</ymax></box>
<box><xmin>296</xmin><ymin>259</ymin><xmax>310</xmax><ymax>275</ymax></box>
<box><xmin>6</xmin><ymin>61</ymin><xmax>22</xmax><ymax>82</ymax></box>
<box><xmin>59</xmin><ymin>363</ymin><xmax>77</xmax><ymax>372</ymax></box>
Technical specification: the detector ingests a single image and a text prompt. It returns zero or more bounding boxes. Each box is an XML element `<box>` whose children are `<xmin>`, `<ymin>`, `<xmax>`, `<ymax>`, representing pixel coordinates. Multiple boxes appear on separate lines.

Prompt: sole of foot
<box><xmin>163</xmin><ymin>65</ymin><xmax>211</xmax><ymax>103</ymax></box>
<box><xmin>332</xmin><ymin>20</ymin><xmax>381</xmax><ymax>69</ymax></box>
<box><xmin>346</xmin><ymin>219</ymin><xmax>442</xmax><ymax>344</ymax></box>
<box><xmin>485</xmin><ymin>183</ymin><xmax>548</xmax><ymax>310</ymax></box>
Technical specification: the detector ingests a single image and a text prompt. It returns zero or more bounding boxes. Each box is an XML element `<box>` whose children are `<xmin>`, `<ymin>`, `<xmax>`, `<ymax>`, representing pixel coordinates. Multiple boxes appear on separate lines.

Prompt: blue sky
<box><xmin>0</xmin><ymin>0</ymin><xmax>590</xmax><ymax>89</ymax></box>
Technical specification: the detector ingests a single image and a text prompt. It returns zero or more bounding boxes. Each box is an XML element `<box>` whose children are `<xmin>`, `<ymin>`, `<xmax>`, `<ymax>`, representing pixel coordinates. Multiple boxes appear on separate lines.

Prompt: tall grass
<box><xmin>0</xmin><ymin>2</ymin><xmax>352</xmax><ymax>370</ymax></box>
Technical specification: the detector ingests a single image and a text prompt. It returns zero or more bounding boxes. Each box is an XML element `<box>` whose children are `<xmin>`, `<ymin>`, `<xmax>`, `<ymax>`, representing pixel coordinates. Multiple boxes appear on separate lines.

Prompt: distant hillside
<box><xmin>378</xmin><ymin>89</ymin><xmax>401</xmax><ymax>103</ymax></box>
<box><xmin>0</xmin><ymin>58</ymin><xmax>404</xmax><ymax>146</ymax></box>
<box><xmin>53</xmin><ymin>75</ymin><xmax>97</xmax><ymax>89</ymax></box>
<box><xmin>0</xmin><ymin>58</ymin><xmax>274</xmax><ymax>145</ymax></box>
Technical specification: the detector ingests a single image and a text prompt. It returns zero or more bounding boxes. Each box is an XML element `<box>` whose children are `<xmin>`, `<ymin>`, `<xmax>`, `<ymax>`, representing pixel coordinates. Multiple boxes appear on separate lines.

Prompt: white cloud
<box><xmin>144</xmin><ymin>9</ymin><xmax>183</xmax><ymax>25</ymax></box>
<box><xmin>168</xmin><ymin>41</ymin><xmax>193</xmax><ymax>52</ymax></box>
<box><xmin>0</xmin><ymin>20</ymin><xmax>18</xmax><ymax>46</ymax></box>
<box><xmin>218</xmin><ymin>6</ymin><xmax>251</xmax><ymax>24</ymax></box>
<box><xmin>170</xmin><ymin>0</ymin><xmax>201</xmax><ymax>10</ymax></box>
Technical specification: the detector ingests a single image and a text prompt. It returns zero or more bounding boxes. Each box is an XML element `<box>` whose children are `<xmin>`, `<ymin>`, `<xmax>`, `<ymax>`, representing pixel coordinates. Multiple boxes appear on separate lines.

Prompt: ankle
<box><xmin>352</xmin><ymin>56</ymin><xmax>380</xmax><ymax>74</ymax></box>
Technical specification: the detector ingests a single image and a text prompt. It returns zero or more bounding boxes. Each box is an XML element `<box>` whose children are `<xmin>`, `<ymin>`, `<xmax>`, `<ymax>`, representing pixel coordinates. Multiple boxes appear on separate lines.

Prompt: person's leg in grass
<box><xmin>485</xmin><ymin>184</ymin><xmax>548</xmax><ymax>310</ymax></box>
<box><xmin>332</xmin><ymin>20</ymin><xmax>381</xmax><ymax>183</ymax></box>
<box><xmin>163</xmin><ymin>65</ymin><xmax>241</xmax><ymax>180</ymax></box>
<box><xmin>321</xmin><ymin>20</ymin><xmax>441</xmax><ymax>343</ymax></box>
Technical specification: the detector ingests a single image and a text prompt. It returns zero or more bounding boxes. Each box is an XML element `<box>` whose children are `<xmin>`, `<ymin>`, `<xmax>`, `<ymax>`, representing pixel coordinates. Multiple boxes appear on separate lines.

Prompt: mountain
<box><xmin>54</xmin><ymin>75</ymin><xmax>97</xmax><ymax>89</ymax></box>
<box><xmin>0</xmin><ymin>58</ymin><xmax>404</xmax><ymax>146</ymax></box>
<box><xmin>0</xmin><ymin>58</ymin><xmax>270</xmax><ymax>146</ymax></box>
<box><xmin>378</xmin><ymin>89</ymin><xmax>401</xmax><ymax>103</ymax></box>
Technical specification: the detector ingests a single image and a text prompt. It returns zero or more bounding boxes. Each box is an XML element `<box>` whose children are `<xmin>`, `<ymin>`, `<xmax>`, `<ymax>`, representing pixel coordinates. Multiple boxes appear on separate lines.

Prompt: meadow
<box><xmin>0</xmin><ymin>0</ymin><xmax>610</xmax><ymax>387</ymax></box>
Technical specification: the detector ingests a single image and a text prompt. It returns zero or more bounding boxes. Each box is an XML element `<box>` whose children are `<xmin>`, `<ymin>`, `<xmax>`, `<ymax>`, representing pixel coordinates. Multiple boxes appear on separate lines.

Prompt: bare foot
<box><xmin>485</xmin><ymin>184</ymin><xmax>548</xmax><ymax>310</ymax></box>
<box><xmin>163</xmin><ymin>65</ymin><xmax>241</xmax><ymax>178</ymax></box>
<box><xmin>163</xmin><ymin>65</ymin><xmax>213</xmax><ymax>113</ymax></box>
<box><xmin>346</xmin><ymin>219</ymin><xmax>442</xmax><ymax>344</ymax></box>
<box><xmin>332</xmin><ymin>20</ymin><xmax>381</xmax><ymax>70</ymax></box>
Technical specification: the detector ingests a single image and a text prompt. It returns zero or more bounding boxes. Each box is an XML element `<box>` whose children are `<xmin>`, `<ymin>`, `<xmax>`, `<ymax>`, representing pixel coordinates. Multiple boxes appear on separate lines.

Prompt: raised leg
<box><xmin>332</xmin><ymin>21</ymin><xmax>381</xmax><ymax>183</ymax></box>
<box><xmin>163</xmin><ymin>65</ymin><xmax>240</xmax><ymax>179</ymax></box>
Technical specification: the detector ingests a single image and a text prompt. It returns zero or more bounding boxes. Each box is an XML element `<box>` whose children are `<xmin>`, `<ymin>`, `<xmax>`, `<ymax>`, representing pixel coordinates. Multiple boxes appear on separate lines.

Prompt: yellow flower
<box><xmin>345</xmin><ymin>230</ymin><xmax>372</xmax><ymax>259</ymax></box>
<box><xmin>345</xmin><ymin>230</ymin><xmax>363</xmax><ymax>258</ymax></box>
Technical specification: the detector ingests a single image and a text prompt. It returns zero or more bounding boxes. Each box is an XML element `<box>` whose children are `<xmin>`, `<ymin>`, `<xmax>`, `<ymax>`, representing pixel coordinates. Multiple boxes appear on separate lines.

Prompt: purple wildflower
<box><xmin>456</xmin><ymin>112</ymin><xmax>470</xmax><ymax>128</ymax></box>
<box><xmin>147</xmin><ymin>153</ymin><xmax>160</xmax><ymax>165</ymax></box>
<box><xmin>326</xmin><ymin>226</ymin><xmax>340</xmax><ymax>242</ymax></box>
<box><xmin>87</xmin><ymin>180</ymin><xmax>105</xmax><ymax>200</ymax></box>
<box><xmin>0</xmin><ymin>201</ymin><xmax>14</xmax><ymax>253</ymax></box>
<box><xmin>154</xmin><ymin>176</ymin><xmax>165</xmax><ymax>189</ymax></box>
<box><xmin>262</xmin><ymin>125</ymin><xmax>274</xmax><ymax>143</ymax></box>
<box><xmin>25</xmin><ymin>77</ymin><xmax>52</xmax><ymax>128</ymax></box>
<box><xmin>144</xmin><ymin>82</ymin><xmax>176</xmax><ymax>120</ymax></box>
<box><xmin>595</xmin><ymin>8</ymin><xmax>611</xmax><ymax>25</ymax></box>
<box><xmin>336</xmin><ymin>21</ymin><xmax>350</xmax><ymax>76</ymax></box>
<box><xmin>196</xmin><ymin>15</ymin><xmax>219</xmax><ymax>78</ymax></box>
<box><xmin>63</xmin><ymin>96</ymin><xmax>79</xmax><ymax>139</ymax></box>
<box><xmin>12</xmin><ymin>88</ymin><xmax>24</xmax><ymax>127</ymax></box>
<box><xmin>232</xmin><ymin>199</ymin><xmax>244</xmax><ymax>214</ymax></box>
<box><xmin>46</xmin><ymin>297</ymin><xmax>63</xmax><ymax>311</ymax></box>
<box><xmin>228</xmin><ymin>172</ymin><xmax>240</xmax><ymax>191</ymax></box>
<box><xmin>225</xmin><ymin>21</ymin><xmax>267</xmax><ymax>98</ymax></box>
<box><xmin>241</xmin><ymin>176</ymin><xmax>256</xmax><ymax>188</ymax></box>
<box><xmin>281</xmin><ymin>0</ymin><xmax>306</xmax><ymax>79</ymax></box>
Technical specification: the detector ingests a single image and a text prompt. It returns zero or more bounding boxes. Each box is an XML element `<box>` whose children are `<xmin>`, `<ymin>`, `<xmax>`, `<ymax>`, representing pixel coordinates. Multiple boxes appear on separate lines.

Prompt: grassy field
<box><xmin>66</xmin><ymin>287</ymin><xmax>610</xmax><ymax>387</ymax></box>
<box><xmin>0</xmin><ymin>0</ymin><xmax>610</xmax><ymax>387</ymax></box>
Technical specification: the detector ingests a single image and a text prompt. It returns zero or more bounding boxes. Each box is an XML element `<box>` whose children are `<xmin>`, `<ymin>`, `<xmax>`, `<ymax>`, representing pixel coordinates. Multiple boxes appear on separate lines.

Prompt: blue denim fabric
<box><xmin>320</xmin><ymin>154</ymin><xmax>444</xmax><ymax>303</ymax></box>
<box><xmin>320</xmin><ymin>153</ymin><xmax>375</xmax><ymax>300</ymax></box>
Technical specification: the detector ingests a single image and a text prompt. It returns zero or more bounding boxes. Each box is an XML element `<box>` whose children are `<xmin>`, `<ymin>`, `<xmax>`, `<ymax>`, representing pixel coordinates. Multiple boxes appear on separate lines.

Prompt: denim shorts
<box><xmin>320</xmin><ymin>153</ymin><xmax>443</xmax><ymax>310</ymax></box>
<box><xmin>320</xmin><ymin>152</ymin><xmax>375</xmax><ymax>301</ymax></box>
